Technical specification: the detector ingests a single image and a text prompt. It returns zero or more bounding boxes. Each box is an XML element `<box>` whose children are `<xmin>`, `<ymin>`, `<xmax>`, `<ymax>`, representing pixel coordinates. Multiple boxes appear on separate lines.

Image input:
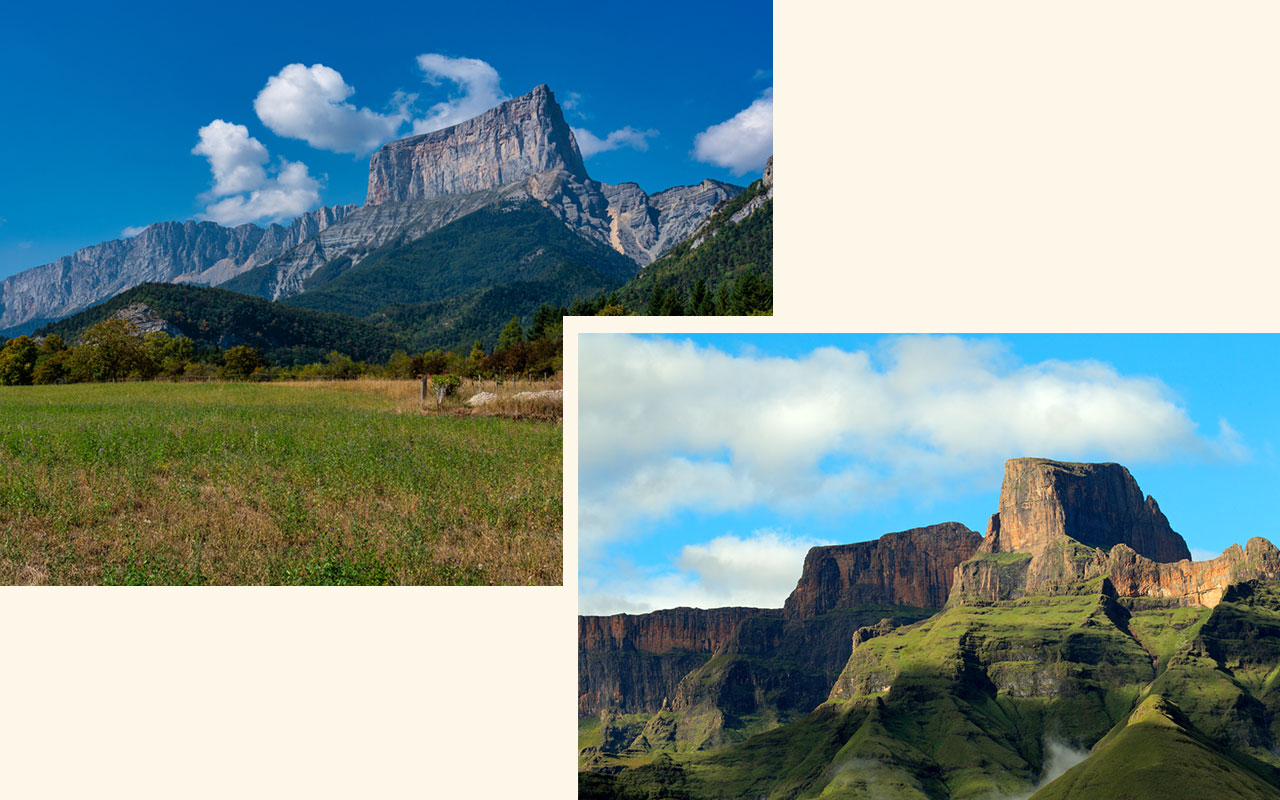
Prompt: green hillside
<box><xmin>33</xmin><ymin>283</ymin><xmax>396</xmax><ymax>365</ymax></box>
<box><xmin>284</xmin><ymin>201</ymin><xmax>637</xmax><ymax>317</ymax></box>
<box><xmin>582</xmin><ymin>578</ymin><xmax>1280</xmax><ymax>799</ymax></box>
<box><xmin>1032</xmin><ymin>695</ymin><xmax>1280</xmax><ymax>800</ymax></box>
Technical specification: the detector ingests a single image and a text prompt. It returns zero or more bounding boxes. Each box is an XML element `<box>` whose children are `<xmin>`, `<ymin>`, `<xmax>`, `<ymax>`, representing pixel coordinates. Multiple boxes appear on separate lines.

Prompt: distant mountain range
<box><xmin>2</xmin><ymin>84</ymin><xmax>771</xmax><ymax>344</ymax></box>
<box><xmin>579</xmin><ymin>458</ymin><xmax>1280</xmax><ymax>799</ymax></box>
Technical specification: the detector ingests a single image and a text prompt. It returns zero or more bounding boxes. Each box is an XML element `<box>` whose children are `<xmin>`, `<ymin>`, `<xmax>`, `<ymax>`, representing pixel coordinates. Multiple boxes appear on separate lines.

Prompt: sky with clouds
<box><xmin>579</xmin><ymin>334</ymin><xmax>1280</xmax><ymax>615</ymax></box>
<box><xmin>0</xmin><ymin>0</ymin><xmax>771</xmax><ymax>278</ymax></box>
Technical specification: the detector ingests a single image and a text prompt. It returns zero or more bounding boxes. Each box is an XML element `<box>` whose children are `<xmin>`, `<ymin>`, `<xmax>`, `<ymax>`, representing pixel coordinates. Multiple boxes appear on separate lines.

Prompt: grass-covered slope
<box><xmin>584</xmin><ymin>576</ymin><xmax>1280</xmax><ymax>799</ymax></box>
<box><xmin>1032</xmin><ymin>694</ymin><xmax>1280</xmax><ymax>799</ymax></box>
<box><xmin>614</xmin><ymin>177</ymin><xmax>772</xmax><ymax>313</ymax></box>
<box><xmin>32</xmin><ymin>282</ymin><xmax>396</xmax><ymax>365</ymax></box>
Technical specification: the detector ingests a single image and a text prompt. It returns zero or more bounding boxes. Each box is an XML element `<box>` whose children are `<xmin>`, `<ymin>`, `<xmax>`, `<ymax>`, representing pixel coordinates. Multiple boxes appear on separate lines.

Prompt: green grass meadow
<box><xmin>0</xmin><ymin>380</ymin><xmax>561</xmax><ymax>585</ymax></box>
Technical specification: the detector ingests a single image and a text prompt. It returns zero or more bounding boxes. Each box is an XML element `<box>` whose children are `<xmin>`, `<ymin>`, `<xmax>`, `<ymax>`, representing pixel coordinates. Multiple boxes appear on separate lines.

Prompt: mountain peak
<box><xmin>365</xmin><ymin>84</ymin><xmax>587</xmax><ymax>206</ymax></box>
<box><xmin>783</xmin><ymin>523</ymin><xmax>982</xmax><ymax>618</ymax></box>
<box><xmin>986</xmin><ymin>457</ymin><xmax>1191</xmax><ymax>562</ymax></box>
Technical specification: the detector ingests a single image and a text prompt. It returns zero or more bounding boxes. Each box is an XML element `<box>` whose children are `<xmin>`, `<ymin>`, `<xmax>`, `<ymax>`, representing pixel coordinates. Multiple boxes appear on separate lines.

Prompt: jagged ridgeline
<box><xmin>579</xmin><ymin>458</ymin><xmax>1280</xmax><ymax>800</ymax></box>
<box><xmin>0</xmin><ymin>84</ymin><xmax>768</xmax><ymax>345</ymax></box>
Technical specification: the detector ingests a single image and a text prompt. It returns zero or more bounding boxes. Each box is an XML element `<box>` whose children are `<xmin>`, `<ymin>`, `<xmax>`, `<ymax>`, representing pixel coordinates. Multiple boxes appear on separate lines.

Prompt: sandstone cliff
<box><xmin>952</xmin><ymin>458</ymin><xmax>1277</xmax><ymax>607</ymax></box>
<box><xmin>986</xmin><ymin>458</ymin><xmax>1189</xmax><ymax>562</ymax></box>
<box><xmin>0</xmin><ymin>205</ymin><xmax>355</xmax><ymax>335</ymax></box>
<box><xmin>579</xmin><ymin>523</ymin><xmax>974</xmax><ymax>725</ymax></box>
<box><xmin>783</xmin><ymin>522</ymin><xmax>982</xmax><ymax>618</ymax></box>
<box><xmin>578</xmin><ymin>607</ymin><xmax>763</xmax><ymax>717</ymax></box>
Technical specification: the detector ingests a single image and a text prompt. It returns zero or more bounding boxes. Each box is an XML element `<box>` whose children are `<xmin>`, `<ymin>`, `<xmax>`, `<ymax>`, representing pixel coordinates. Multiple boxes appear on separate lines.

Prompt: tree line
<box><xmin>0</xmin><ymin>307</ymin><xmax>568</xmax><ymax>387</ymax></box>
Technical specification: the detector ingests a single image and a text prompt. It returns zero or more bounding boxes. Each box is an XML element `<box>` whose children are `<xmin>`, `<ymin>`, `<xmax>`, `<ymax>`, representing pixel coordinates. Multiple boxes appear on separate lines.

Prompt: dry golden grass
<box><xmin>272</xmin><ymin>374</ymin><xmax>564</xmax><ymax>420</ymax></box>
<box><xmin>0</xmin><ymin>381</ymin><xmax>561</xmax><ymax>585</ymax></box>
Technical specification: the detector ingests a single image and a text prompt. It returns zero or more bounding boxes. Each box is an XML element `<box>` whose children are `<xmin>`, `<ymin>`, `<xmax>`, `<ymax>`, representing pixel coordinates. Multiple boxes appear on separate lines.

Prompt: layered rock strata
<box><xmin>784</xmin><ymin>523</ymin><xmax>983</xmax><ymax>618</ymax></box>
<box><xmin>952</xmin><ymin>458</ymin><xmax>1278</xmax><ymax>607</ymax></box>
<box><xmin>8</xmin><ymin>83</ymin><xmax>751</xmax><ymax>329</ymax></box>
<box><xmin>0</xmin><ymin>205</ymin><xmax>355</xmax><ymax>335</ymax></box>
<box><xmin>578</xmin><ymin>607</ymin><xmax>763</xmax><ymax>717</ymax></box>
<box><xmin>580</xmin><ymin>524</ymin><xmax>977</xmax><ymax>723</ymax></box>
<box><xmin>366</xmin><ymin>85</ymin><xmax>588</xmax><ymax>205</ymax></box>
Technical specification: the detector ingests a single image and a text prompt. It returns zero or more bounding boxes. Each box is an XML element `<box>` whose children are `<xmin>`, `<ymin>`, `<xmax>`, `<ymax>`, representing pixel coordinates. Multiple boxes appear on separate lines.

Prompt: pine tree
<box><xmin>497</xmin><ymin>316</ymin><xmax>525</xmax><ymax>351</ymax></box>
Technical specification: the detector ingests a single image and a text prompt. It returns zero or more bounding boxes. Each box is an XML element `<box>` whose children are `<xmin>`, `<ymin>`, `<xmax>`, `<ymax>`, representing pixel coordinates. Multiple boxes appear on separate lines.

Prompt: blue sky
<box><xmin>579</xmin><ymin>334</ymin><xmax>1280</xmax><ymax>614</ymax></box>
<box><xmin>0</xmin><ymin>0</ymin><xmax>772</xmax><ymax>280</ymax></box>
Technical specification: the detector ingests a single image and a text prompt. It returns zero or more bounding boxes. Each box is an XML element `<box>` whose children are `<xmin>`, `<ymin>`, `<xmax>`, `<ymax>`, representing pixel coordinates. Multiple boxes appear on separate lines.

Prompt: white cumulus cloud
<box><xmin>410</xmin><ymin>53</ymin><xmax>508</xmax><ymax>135</ymax></box>
<box><xmin>192</xmin><ymin>120</ymin><xmax>321</xmax><ymax>226</ymax></box>
<box><xmin>572</xmin><ymin>126</ymin><xmax>659</xmax><ymax>158</ymax></box>
<box><xmin>121</xmin><ymin>225</ymin><xmax>147</xmax><ymax>238</ymax></box>
<box><xmin>693</xmin><ymin>87</ymin><xmax>773</xmax><ymax>175</ymax></box>
<box><xmin>254</xmin><ymin>63</ymin><xmax>410</xmax><ymax>155</ymax></box>
<box><xmin>579</xmin><ymin>335</ymin><xmax>1246</xmax><ymax>552</ymax></box>
<box><xmin>579</xmin><ymin>530</ymin><xmax>832</xmax><ymax>615</ymax></box>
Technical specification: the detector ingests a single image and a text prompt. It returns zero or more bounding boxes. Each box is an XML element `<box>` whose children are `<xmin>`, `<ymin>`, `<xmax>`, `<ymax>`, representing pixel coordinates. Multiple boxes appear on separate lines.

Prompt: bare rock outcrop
<box><xmin>985</xmin><ymin>458</ymin><xmax>1190</xmax><ymax>563</ymax></box>
<box><xmin>366</xmin><ymin>85</ymin><xmax>587</xmax><ymax>206</ymax></box>
<box><xmin>601</xmin><ymin>179</ymin><xmax>742</xmax><ymax>266</ymax></box>
<box><xmin>1106</xmin><ymin>538</ymin><xmax>1280</xmax><ymax>607</ymax></box>
<box><xmin>952</xmin><ymin>458</ymin><xmax>1276</xmax><ymax>608</ymax></box>
<box><xmin>0</xmin><ymin>205</ymin><xmax>356</xmax><ymax>335</ymax></box>
<box><xmin>110</xmin><ymin>303</ymin><xmax>183</xmax><ymax>338</ymax></box>
<box><xmin>578</xmin><ymin>607</ymin><xmax>763</xmax><ymax>717</ymax></box>
<box><xmin>783</xmin><ymin>523</ymin><xmax>983</xmax><ymax>618</ymax></box>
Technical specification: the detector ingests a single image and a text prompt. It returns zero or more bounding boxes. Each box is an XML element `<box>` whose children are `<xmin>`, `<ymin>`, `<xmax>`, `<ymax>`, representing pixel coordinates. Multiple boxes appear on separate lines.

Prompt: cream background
<box><xmin>6</xmin><ymin>3</ymin><xmax>1280</xmax><ymax>797</ymax></box>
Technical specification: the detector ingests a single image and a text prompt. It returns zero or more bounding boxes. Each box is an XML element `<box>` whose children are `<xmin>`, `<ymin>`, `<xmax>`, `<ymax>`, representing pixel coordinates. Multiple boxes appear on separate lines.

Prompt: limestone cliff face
<box><xmin>783</xmin><ymin>523</ymin><xmax>983</xmax><ymax>618</ymax></box>
<box><xmin>601</xmin><ymin>179</ymin><xmax>742</xmax><ymax>266</ymax></box>
<box><xmin>14</xmin><ymin>85</ymin><xmax>745</xmax><ymax>327</ymax></box>
<box><xmin>366</xmin><ymin>85</ymin><xmax>587</xmax><ymax>206</ymax></box>
<box><xmin>0</xmin><ymin>205</ymin><xmax>355</xmax><ymax>335</ymax></box>
<box><xmin>578</xmin><ymin>607</ymin><xmax>763</xmax><ymax>717</ymax></box>
<box><xmin>952</xmin><ymin>458</ymin><xmax>1276</xmax><ymax>608</ymax></box>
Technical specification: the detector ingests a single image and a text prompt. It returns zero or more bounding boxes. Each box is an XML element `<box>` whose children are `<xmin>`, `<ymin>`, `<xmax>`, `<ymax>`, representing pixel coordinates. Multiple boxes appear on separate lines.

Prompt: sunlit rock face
<box><xmin>953</xmin><ymin>458</ymin><xmax>1279</xmax><ymax>608</ymax></box>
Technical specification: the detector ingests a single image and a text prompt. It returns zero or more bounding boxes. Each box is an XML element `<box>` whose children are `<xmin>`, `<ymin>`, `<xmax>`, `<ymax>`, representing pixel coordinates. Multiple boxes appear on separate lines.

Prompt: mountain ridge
<box><xmin>580</xmin><ymin>457</ymin><xmax>1280</xmax><ymax>798</ymax></box>
<box><xmin>4</xmin><ymin>83</ymin><xmax>757</xmax><ymax>336</ymax></box>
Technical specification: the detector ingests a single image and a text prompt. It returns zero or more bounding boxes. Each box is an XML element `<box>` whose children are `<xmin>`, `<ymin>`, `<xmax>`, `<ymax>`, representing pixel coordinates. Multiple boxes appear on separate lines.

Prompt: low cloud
<box><xmin>410</xmin><ymin>53</ymin><xmax>507</xmax><ymax>135</ymax></box>
<box><xmin>252</xmin><ymin>54</ymin><xmax>508</xmax><ymax>154</ymax></box>
<box><xmin>121</xmin><ymin>225</ymin><xmax>147</xmax><ymax>237</ymax></box>
<box><xmin>579</xmin><ymin>529</ymin><xmax>831</xmax><ymax>615</ymax></box>
<box><xmin>254</xmin><ymin>63</ymin><xmax>410</xmax><ymax>155</ymax></box>
<box><xmin>192</xmin><ymin>120</ymin><xmax>321</xmax><ymax>226</ymax></box>
<box><xmin>579</xmin><ymin>335</ymin><xmax>1246</xmax><ymax>551</ymax></box>
<box><xmin>693</xmin><ymin>87</ymin><xmax>773</xmax><ymax>175</ymax></box>
<box><xmin>572</xmin><ymin>126</ymin><xmax>659</xmax><ymax>158</ymax></box>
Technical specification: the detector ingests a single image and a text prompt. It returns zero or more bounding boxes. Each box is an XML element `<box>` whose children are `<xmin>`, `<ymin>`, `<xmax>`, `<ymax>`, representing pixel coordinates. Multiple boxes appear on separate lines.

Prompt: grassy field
<box><xmin>0</xmin><ymin>379</ymin><xmax>561</xmax><ymax>585</ymax></box>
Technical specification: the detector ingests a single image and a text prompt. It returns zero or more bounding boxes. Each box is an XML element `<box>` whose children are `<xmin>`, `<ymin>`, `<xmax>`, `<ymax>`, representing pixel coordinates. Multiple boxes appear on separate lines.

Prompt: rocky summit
<box><xmin>366</xmin><ymin>84</ymin><xmax>587</xmax><ymax>205</ymax></box>
<box><xmin>3</xmin><ymin>84</ymin><xmax>750</xmax><ymax>333</ymax></box>
<box><xmin>581</xmin><ymin>458</ymin><xmax>1280</xmax><ymax>800</ymax></box>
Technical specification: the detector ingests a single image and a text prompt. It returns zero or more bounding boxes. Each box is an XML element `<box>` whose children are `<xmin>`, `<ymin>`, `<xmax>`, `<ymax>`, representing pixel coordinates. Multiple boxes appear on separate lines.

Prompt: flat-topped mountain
<box><xmin>581</xmin><ymin>458</ymin><xmax>1280</xmax><ymax>799</ymax></box>
<box><xmin>784</xmin><ymin>522</ymin><xmax>981</xmax><ymax>618</ymax></box>
<box><xmin>955</xmin><ymin>457</ymin><xmax>1278</xmax><ymax>606</ymax></box>
<box><xmin>366</xmin><ymin>84</ymin><xmax>587</xmax><ymax>205</ymax></box>
<box><xmin>986</xmin><ymin>458</ymin><xmax>1190</xmax><ymax>562</ymax></box>
<box><xmin>4</xmin><ymin>83</ymin><xmax>758</xmax><ymax>338</ymax></box>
